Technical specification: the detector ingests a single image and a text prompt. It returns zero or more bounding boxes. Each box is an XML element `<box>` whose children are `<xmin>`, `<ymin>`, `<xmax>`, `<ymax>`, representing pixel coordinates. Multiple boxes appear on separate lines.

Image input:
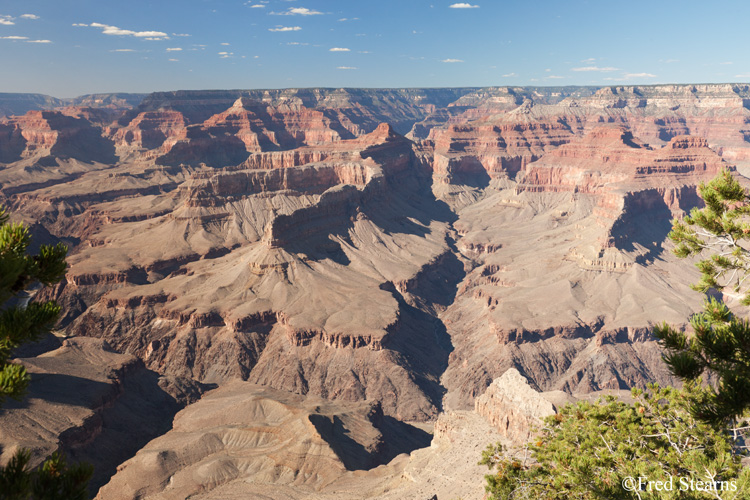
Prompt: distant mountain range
<box><xmin>0</xmin><ymin>92</ymin><xmax>146</xmax><ymax>118</ymax></box>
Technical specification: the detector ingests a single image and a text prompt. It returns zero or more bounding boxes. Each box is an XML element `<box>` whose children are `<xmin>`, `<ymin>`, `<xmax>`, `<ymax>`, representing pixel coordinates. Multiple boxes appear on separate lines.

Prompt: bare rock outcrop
<box><xmin>474</xmin><ymin>368</ymin><xmax>557</xmax><ymax>444</ymax></box>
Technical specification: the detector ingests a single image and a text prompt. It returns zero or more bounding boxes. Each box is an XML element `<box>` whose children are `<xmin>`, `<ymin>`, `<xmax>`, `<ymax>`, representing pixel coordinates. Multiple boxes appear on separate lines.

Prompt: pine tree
<box><xmin>480</xmin><ymin>384</ymin><xmax>750</xmax><ymax>499</ymax></box>
<box><xmin>0</xmin><ymin>206</ymin><xmax>92</xmax><ymax>499</ymax></box>
<box><xmin>655</xmin><ymin>168</ymin><xmax>750</xmax><ymax>424</ymax></box>
<box><xmin>668</xmin><ymin>168</ymin><xmax>750</xmax><ymax>304</ymax></box>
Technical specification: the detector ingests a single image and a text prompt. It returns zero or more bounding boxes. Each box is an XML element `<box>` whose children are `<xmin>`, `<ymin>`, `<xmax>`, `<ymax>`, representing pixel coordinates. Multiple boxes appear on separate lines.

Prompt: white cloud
<box><xmin>571</xmin><ymin>66</ymin><xmax>619</xmax><ymax>72</ymax></box>
<box><xmin>169</xmin><ymin>58</ymin><xmax>178</xmax><ymax>62</ymax></box>
<box><xmin>624</xmin><ymin>72</ymin><xmax>656</xmax><ymax>78</ymax></box>
<box><xmin>26</xmin><ymin>39</ymin><xmax>51</xmax><ymax>43</ymax></box>
<box><xmin>218</xmin><ymin>51</ymin><xmax>234</xmax><ymax>58</ymax></box>
<box><xmin>546</xmin><ymin>75</ymin><xmax>564</xmax><ymax>79</ymax></box>
<box><xmin>1</xmin><ymin>35</ymin><xmax>28</xmax><ymax>40</ymax></box>
<box><xmin>248</xmin><ymin>4</ymin><xmax>266</xmax><ymax>7</ymax></box>
<box><xmin>221</xmin><ymin>42</ymin><xmax>230</xmax><ymax>46</ymax></box>
<box><xmin>20</xmin><ymin>14</ymin><xmax>39</xmax><ymax>20</ymax></box>
<box><xmin>0</xmin><ymin>16</ymin><xmax>14</xmax><ymax>25</ymax></box>
<box><xmin>172</xmin><ymin>33</ymin><xmax>191</xmax><ymax>37</ymax></box>
<box><xmin>329</xmin><ymin>47</ymin><xmax>350</xmax><ymax>52</ymax></box>
<box><xmin>501</xmin><ymin>72</ymin><xmax>517</xmax><ymax>77</ymax></box>
<box><xmin>720</xmin><ymin>61</ymin><xmax>733</xmax><ymax>65</ymax></box>
<box><xmin>273</xmin><ymin>7</ymin><xmax>323</xmax><ymax>15</ymax></box>
<box><xmin>72</xmin><ymin>23</ymin><xmax>88</xmax><ymax>26</ymax></box>
<box><xmin>111</xmin><ymin>48</ymin><xmax>135</xmax><ymax>52</ymax></box>
<box><xmin>337</xmin><ymin>66</ymin><xmax>357</xmax><ymax>70</ymax></box>
<box><xmin>580</xmin><ymin>57</ymin><xmax>596</xmax><ymax>63</ymax></box>
<box><xmin>87</xmin><ymin>22</ymin><xmax>169</xmax><ymax>40</ymax></box>
<box><xmin>449</xmin><ymin>3</ymin><xmax>479</xmax><ymax>8</ymax></box>
<box><xmin>442</xmin><ymin>58</ymin><xmax>463</xmax><ymax>63</ymax></box>
<box><xmin>166</xmin><ymin>47</ymin><xmax>182</xmax><ymax>51</ymax></box>
<box><xmin>269</xmin><ymin>26</ymin><xmax>301</xmax><ymax>31</ymax></box>
<box><xmin>735</xmin><ymin>74</ymin><xmax>750</xmax><ymax>79</ymax></box>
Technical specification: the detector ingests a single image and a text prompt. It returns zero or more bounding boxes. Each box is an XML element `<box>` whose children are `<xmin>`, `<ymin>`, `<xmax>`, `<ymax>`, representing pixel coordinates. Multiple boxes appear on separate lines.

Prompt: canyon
<box><xmin>1</xmin><ymin>84</ymin><xmax>749</xmax><ymax>498</ymax></box>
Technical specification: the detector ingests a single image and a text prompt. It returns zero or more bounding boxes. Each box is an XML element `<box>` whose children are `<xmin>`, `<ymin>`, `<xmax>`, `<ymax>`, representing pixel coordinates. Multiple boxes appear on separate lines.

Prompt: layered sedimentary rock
<box><xmin>127</xmin><ymin>88</ymin><xmax>475</xmax><ymax>134</ymax></box>
<box><xmin>2</xmin><ymin>84</ymin><xmax>750</xmax><ymax>498</ymax></box>
<box><xmin>5</xmin><ymin>113</ymin><xmax>454</xmax><ymax>422</ymax></box>
<box><xmin>420</xmin><ymin>84</ymin><xmax>750</xmax><ymax>188</ymax></box>
<box><xmin>111</xmin><ymin>110</ymin><xmax>188</xmax><ymax>151</ymax></box>
<box><xmin>0</xmin><ymin>110</ymin><xmax>117</xmax><ymax>163</ymax></box>
<box><xmin>440</xmin><ymin>125</ymin><xmax>728</xmax><ymax>410</ymax></box>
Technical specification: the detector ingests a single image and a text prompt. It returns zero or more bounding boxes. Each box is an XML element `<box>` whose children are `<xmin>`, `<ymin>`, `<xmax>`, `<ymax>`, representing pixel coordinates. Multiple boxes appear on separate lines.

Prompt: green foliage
<box><xmin>0</xmin><ymin>205</ymin><xmax>92</xmax><ymax>499</ymax></box>
<box><xmin>668</xmin><ymin>169</ymin><xmax>750</xmax><ymax>305</ymax></box>
<box><xmin>655</xmin><ymin>168</ymin><xmax>750</xmax><ymax>424</ymax></box>
<box><xmin>0</xmin><ymin>206</ymin><xmax>67</xmax><ymax>406</ymax></box>
<box><xmin>655</xmin><ymin>298</ymin><xmax>750</xmax><ymax>424</ymax></box>
<box><xmin>481</xmin><ymin>384</ymin><xmax>750</xmax><ymax>499</ymax></box>
<box><xmin>0</xmin><ymin>451</ymin><xmax>93</xmax><ymax>500</ymax></box>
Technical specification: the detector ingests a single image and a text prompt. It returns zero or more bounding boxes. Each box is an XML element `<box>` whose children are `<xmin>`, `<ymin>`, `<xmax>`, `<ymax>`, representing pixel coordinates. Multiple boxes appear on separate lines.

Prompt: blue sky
<box><xmin>0</xmin><ymin>0</ymin><xmax>748</xmax><ymax>97</ymax></box>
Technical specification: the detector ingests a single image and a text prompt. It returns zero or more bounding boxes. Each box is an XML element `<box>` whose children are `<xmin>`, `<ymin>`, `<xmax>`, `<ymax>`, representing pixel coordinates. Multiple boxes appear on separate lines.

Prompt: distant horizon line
<box><xmin>3</xmin><ymin>82</ymin><xmax>750</xmax><ymax>101</ymax></box>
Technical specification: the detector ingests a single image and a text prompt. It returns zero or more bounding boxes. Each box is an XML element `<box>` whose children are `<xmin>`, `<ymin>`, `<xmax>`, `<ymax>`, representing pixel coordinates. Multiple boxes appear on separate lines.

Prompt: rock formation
<box><xmin>1</xmin><ymin>84</ymin><xmax>750</xmax><ymax>497</ymax></box>
<box><xmin>0</xmin><ymin>337</ymin><xmax>205</xmax><ymax>493</ymax></box>
<box><xmin>95</xmin><ymin>381</ymin><xmax>432</xmax><ymax>500</ymax></box>
<box><xmin>474</xmin><ymin>368</ymin><xmax>558</xmax><ymax>444</ymax></box>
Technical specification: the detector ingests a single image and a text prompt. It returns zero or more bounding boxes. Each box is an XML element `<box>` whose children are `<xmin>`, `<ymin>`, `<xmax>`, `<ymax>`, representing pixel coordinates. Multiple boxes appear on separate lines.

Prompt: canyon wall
<box><xmin>1</xmin><ymin>84</ymin><xmax>749</xmax><ymax>497</ymax></box>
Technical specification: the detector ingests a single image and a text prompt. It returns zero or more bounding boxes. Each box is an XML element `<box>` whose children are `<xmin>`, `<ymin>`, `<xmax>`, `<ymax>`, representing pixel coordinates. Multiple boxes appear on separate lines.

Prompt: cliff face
<box><xmin>0</xmin><ymin>110</ymin><xmax>117</xmax><ymax>163</ymax></box>
<box><xmin>4</xmin><ymin>109</ymin><xmax>453</xmax><ymax>422</ymax></box>
<box><xmin>2</xmin><ymin>84</ymin><xmax>750</xmax><ymax>497</ymax></box>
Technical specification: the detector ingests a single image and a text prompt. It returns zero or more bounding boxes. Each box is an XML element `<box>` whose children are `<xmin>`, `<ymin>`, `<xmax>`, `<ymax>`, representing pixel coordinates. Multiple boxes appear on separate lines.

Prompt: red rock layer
<box><xmin>111</xmin><ymin>110</ymin><xmax>188</xmax><ymax>150</ymax></box>
<box><xmin>429</xmin><ymin>115</ymin><xmax>580</xmax><ymax>180</ymax></box>
<box><xmin>517</xmin><ymin>127</ymin><xmax>725</xmax><ymax>196</ymax></box>
<box><xmin>0</xmin><ymin>110</ymin><xmax>116</xmax><ymax>163</ymax></box>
